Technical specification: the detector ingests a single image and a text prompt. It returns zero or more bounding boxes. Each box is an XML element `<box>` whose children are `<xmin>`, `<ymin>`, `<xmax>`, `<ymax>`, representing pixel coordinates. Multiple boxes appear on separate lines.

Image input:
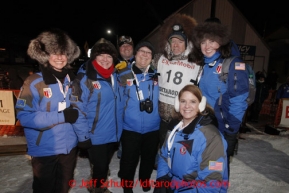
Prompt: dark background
<box><xmin>1</xmin><ymin>0</ymin><xmax>288</xmax><ymax>49</ymax></box>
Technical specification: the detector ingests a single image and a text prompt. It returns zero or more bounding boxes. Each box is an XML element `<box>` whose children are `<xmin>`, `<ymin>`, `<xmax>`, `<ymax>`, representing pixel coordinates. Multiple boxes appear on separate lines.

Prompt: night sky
<box><xmin>1</xmin><ymin>0</ymin><xmax>287</xmax><ymax>50</ymax></box>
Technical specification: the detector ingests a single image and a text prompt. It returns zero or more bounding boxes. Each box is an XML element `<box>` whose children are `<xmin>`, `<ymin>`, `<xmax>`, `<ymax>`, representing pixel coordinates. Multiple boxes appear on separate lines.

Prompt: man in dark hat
<box><xmin>115</xmin><ymin>35</ymin><xmax>135</xmax><ymax>159</ymax></box>
<box><xmin>151</xmin><ymin>14</ymin><xmax>201</xmax><ymax>169</ymax></box>
<box><xmin>118</xmin><ymin>35</ymin><xmax>135</xmax><ymax>64</ymax></box>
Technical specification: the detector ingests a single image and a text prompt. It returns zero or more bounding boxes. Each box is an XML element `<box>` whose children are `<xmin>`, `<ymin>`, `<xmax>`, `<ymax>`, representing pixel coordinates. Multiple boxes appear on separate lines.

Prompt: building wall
<box><xmin>145</xmin><ymin>0</ymin><xmax>270</xmax><ymax>73</ymax></box>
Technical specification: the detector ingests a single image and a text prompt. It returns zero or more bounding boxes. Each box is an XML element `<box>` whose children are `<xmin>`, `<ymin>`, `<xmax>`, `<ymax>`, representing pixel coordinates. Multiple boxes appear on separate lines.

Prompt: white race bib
<box><xmin>157</xmin><ymin>55</ymin><xmax>200</xmax><ymax>105</ymax></box>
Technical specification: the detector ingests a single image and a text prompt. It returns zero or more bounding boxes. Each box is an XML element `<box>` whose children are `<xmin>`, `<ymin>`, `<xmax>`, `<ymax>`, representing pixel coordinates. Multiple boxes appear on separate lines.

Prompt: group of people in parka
<box><xmin>15</xmin><ymin>13</ymin><xmax>249</xmax><ymax>193</ymax></box>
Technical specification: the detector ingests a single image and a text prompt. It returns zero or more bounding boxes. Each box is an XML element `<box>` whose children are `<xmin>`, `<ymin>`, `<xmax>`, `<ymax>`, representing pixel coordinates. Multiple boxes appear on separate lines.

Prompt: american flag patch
<box><xmin>209</xmin><ymin>161</ymin><xmax>223</xmax><ymax>171</ymax></box>
<box><xmin>235</xmin><ymin>62</ymin><xmax>245</xmax><ymax>70</ymax></box>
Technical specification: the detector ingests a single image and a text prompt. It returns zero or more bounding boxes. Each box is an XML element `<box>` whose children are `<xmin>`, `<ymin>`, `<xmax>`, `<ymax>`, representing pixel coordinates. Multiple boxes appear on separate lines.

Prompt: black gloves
<box><xmin>63</xmin><ymin>106</ymin><xmax>79</xmax><ymax>123</ymax></box>
<box><xmin>183</xmin><ymin>173</ymin><xmax>197</xmax><ymax>182</ymax></box>
<box><xmin>78</xmin><ymin>139</ymin><xmax>92</xmax><ymax>149</ymax></box>
<box><xmin>153</xmin><ymin>174</ymin><xmax>173</xmax><ymax>193</ymax></box>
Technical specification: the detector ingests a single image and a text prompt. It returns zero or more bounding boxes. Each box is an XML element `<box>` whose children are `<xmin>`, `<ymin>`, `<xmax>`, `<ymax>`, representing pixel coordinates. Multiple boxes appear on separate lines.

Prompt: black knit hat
<box><xmin>90</xmin><ymin>38</ymin><xmax>118</xmax><ymax>64</ymax></box>
<box><xmin>134</xmin><ymin>41</ymin><xmax>155</xmax><ymax>58</ymax></box>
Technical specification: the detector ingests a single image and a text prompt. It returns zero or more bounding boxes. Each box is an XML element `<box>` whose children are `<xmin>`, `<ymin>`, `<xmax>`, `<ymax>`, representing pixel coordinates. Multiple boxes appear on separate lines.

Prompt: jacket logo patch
<box><xmin>180</xmin><ymin>146</ymin><xmax>187</xmax><ymax>155</ymax></box>
<box><xmin>216</xmin><ymin>64</ymin><xmax>222</xmax><ymax>74</ymax></box>
<box><xmin>178</xmin><ymin>139</ymin><xmax>193</xmax><ymax>155</ymax></box>
<box><xmin>127</xmin><ymin>79</ymin><xmax>134</xmax><ymax>86</ymax></box>
<box><xmin>92</xmin><ymin>81</ymin><xmax>101</xmax><ymax>89</ymax></box>
<box><xmin>16</xmin><ymin>98</ymin><xmax>26</xmax><ymax>107</ymax></box>
<box><xmin>43</xmin><ymin>88</ymin><xmax>52</xmax><ymax>98</ymax></box>
<box><xmin>209</xmin><ymin>161</ymin><xmax>223</xmax><ymax>171</ymax></box>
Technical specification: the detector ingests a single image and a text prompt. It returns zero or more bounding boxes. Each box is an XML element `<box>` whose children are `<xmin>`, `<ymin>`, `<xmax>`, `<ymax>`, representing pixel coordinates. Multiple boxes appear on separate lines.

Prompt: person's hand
<box><xmin>63</xmin><ymin>106</ymin><xmax>79</xmax><ymax>123</ymax></box>
<box><xmin>115</xmin><ymin>61</ymin><xmax>127</xmax><ymax>71</ymax></box>
<box><xmin>78</xmin><ymin>139</ymin><xmax>92</xmax><ymax>149</ymax></box>
<box><xmin>153</xmin><ymin>174</ymin><xmax>173</xmax><ymax>193</ymax></box>
<box><xmin>183</xmin><ymin>173</ymin><xmax>196</xmax><ymax>181</ymax></box>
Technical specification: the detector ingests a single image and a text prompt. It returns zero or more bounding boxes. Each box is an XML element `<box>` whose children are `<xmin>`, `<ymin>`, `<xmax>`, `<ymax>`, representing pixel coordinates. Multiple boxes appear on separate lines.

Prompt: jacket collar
<box><xmin>182</xmin><ymin>113</ymin><xmax>218</xmax><ymax>134</ymax></box>
<box><xmin>40</xmin><ymin>65</ymin><xmax>75</xmax><ymax>85</ymax></box>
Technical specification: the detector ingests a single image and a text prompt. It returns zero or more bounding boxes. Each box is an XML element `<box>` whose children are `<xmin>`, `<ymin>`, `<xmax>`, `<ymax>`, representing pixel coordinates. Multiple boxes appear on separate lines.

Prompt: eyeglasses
<box><xmin>118</xmin><ymin>36</ymin><xmax>132</xmax><ymax>43</ymax></box>
<box><xmin>138</xmin><ymin>49</ymin><xmax>152</xmax><ymax>56</ymax></box>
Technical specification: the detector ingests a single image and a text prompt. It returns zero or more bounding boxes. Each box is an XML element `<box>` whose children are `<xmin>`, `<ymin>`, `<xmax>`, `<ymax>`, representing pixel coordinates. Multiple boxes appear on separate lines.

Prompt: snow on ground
<box><xmin>0</xmin><ymin>132</ymin><xmax>289</xmax><ymax>193</ymax></box>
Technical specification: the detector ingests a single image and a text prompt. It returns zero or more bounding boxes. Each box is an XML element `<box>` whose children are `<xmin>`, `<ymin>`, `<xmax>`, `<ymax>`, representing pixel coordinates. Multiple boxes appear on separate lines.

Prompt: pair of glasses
<box><xmin>138</xmin><ymin>49</ymin><xmax>152</xmax><ymax>56</ymax></box>
<box><xmin>118</xmin><ymin>36</ymin><xmax>132</xmax><ymax>43</ymax></box>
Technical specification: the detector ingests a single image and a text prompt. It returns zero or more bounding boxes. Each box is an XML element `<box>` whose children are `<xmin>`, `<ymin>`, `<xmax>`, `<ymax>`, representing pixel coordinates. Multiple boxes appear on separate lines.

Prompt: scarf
<box><xmin>204</xmin><ymin>51</ymin><xmax>221</xmax><ymax>64</ymax></box>
<box><xmin>92</xmin><ymin>60</ymin><xmax>114</xmax><ymax>78</ymax></box>
<box><xmin>47</xmin><ymin>65</ymin><xmax>68</xmax><ymax>83</ymax></box>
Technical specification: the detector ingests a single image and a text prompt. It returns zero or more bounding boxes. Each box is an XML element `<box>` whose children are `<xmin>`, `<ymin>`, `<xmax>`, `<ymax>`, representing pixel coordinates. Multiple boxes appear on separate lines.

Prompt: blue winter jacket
<box><xmin>199</xmin><ymin>53</ymin><xmax>249</xmax><ymax>134</ymax></box>
<box><xmin>119</xmin><ymin>63</ymin><xmax>160</xmax><ymax>134</ymax></box>
<box><xmin>71</xmin><ymin>60</ymin><xmax>124</xmax><ymax>145</ymax></box>
<box><xmin>276</xmin><ymin>82</ymin><xmax>289</xmax><ymax>100</ymax></box>
<box><xmin>15</xmin><ymin>69</ymin><xmax>78</xmax><ymax>157</ymax></box>
<box><xmin>157</xmin><ymin>115</ymin><xmax>228</xmax><ymax>193</ymax></box>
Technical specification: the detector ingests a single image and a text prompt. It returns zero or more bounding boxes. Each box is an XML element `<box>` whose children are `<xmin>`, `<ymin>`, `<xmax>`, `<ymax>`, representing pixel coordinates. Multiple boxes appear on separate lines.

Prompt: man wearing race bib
<box><xmin>152</xmin><ymin>14</ymin><xmax>201</xmax><ymax>150</ymax></box>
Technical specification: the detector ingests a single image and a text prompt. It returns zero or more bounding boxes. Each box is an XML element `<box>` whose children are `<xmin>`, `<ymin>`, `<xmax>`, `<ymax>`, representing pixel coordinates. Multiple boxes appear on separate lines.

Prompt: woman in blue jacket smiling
<box><xmin>118</xmin><ymin>41</ymin><xmax>161</xmax><ymax>193</ymax></box>
<box><xmin>71</xmin><ymin>38</ymin><xmax>123</xmax><ymax>193</ymax></box>
<box><xmin>154</xmin><ymin>85</ymin><xmax>228</xmax><ymax>193</ymax></box>
<box><xmin>15</xmin><ymin>28</ymin><xmax>81</xmax><ymax>193</ymax></box>
<box><xmin>191</xmin><ymin>21</ymin><xmax>249</xmax><ymax>178</ymax></box>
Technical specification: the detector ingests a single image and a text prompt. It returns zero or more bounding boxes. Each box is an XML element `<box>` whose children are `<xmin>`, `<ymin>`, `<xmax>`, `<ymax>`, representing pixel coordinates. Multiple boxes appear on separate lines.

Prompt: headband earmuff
<box><xmin>174</xmin><ymin>96</ymin><xmax>207</xmax><ymax>113</ymax></box>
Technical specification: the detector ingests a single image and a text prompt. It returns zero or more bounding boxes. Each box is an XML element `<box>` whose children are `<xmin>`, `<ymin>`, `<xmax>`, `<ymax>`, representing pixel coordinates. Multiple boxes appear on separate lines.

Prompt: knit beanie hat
<box><xmin>90</xmin><ymin>38</ymin><xmax>118</xmax><ymax>64</ymax></box>
<box><xmin>134</xmin><ymin>41</ymin><xmax>155</xmax><ymax>58</ymax></box>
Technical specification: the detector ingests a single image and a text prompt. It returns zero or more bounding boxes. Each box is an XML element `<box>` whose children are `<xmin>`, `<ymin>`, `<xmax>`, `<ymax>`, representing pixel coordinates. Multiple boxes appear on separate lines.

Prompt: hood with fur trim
<box><xmin>159</xmin><ymin>13</ymin><xmax>197</xmax><ymax>60</ymax></box>
<box><xmin>192</xmin><ymin>22</ymin><xmax>230</xmax><ymax>50</ymax></box>
<box><xmin>27</xmin><ymin>28</ymin><xmax>80</xmax><ymax>67</ymax></box>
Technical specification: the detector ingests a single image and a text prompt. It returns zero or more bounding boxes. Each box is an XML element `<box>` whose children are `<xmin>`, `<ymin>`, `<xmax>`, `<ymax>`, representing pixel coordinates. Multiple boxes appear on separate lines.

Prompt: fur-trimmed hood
<box><xmin>27</xmin><ymin>28</ymin><xmax>80</xmax><ymax>67</ymax></box>
<box><xmin>159</xmin><ymin>13</ymin><xmax>197</xmax><ymax>60</ymax></box>
<box><xmin>192</xmin><ymin>22</ymin><xmax>230</xmax><ymax>50</ymax></box>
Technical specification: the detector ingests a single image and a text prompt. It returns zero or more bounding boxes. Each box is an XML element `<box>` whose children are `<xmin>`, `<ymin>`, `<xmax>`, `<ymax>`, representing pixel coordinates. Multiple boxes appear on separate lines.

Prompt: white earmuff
<box><xmin>175</xmin><ymin>95</ymin><xmax>206</xmax><ymax>113</ymax></box>
<box><xmin>174</xmin><ymin>96</ymin><xmax>180</xmax><ymax>112</ymax></box>
<box><xmin>199</xmin><ymin>96</ymin><xmax>207</xmax><ymax>112</ymax></box>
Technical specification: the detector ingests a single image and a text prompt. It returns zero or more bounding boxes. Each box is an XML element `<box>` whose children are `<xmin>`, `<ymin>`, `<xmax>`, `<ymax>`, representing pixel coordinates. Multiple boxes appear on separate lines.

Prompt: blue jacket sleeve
<box><xmin>227</xmin><ymin>58</ymin><xmax>249</xmax><ymax>133</ymax></box>
<box><xmin>70</xmin><ymin>75</ymin><xmax>91</xmax><ymax>142</ymax></box>
<box><xmin>15</xmin><ymin>78</ymin><xmax>65</xmax><ymax>129</ymax></box>
<box><xmin>187</xmin><ymin>129</ymin><xmax>228</xmax><ymax>193</ymax></box>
